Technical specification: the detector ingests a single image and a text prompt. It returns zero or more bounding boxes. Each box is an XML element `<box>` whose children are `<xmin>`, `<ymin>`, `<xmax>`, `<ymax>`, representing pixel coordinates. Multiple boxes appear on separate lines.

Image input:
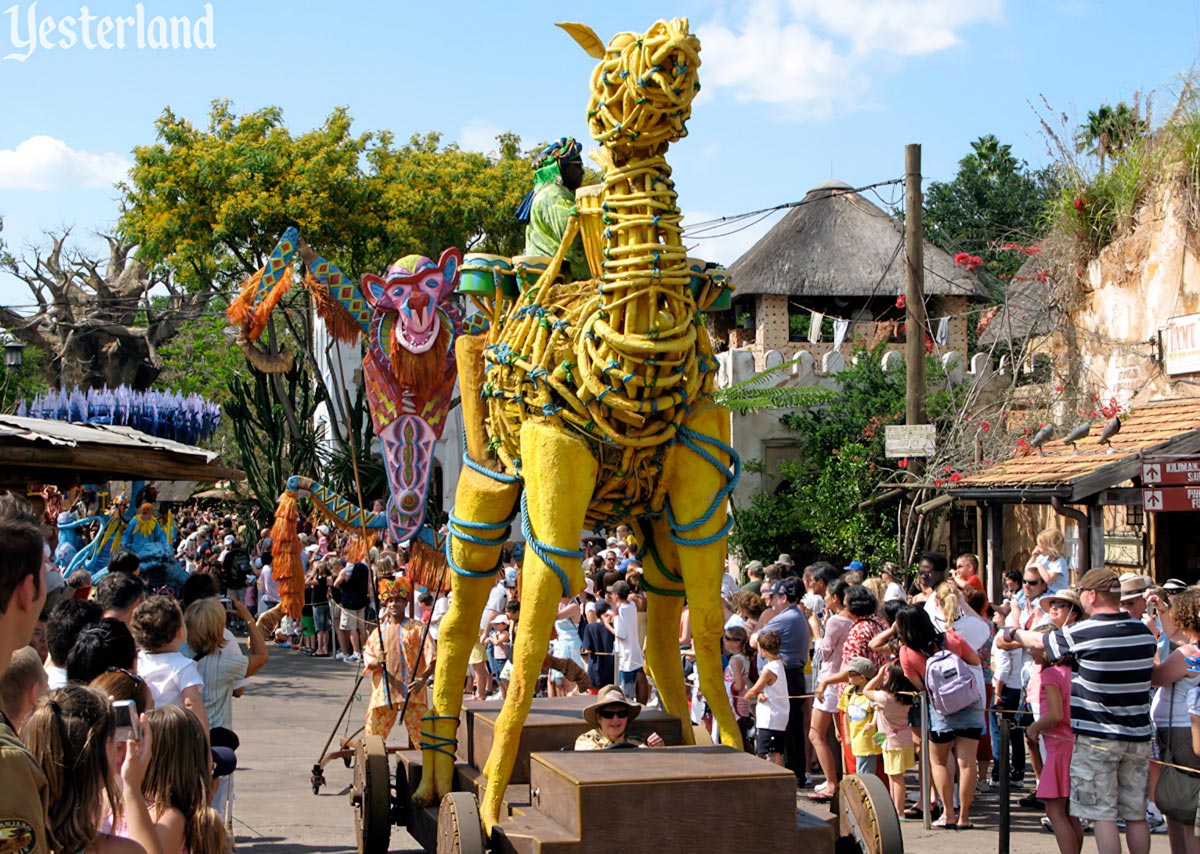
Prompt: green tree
<box><xmin>224</xmin><ymin>358</ymin><xmax>323</xmax><ymax>521</ymax></box>
<box><xmin>120</xmin><ymin>100</ymin><xmax>532</xmax><ymax>291</ymax></box>
<box><xmin>1076</xmin><ymin>102</ymin><xmax>1150</xmax><ymax>173</ymax></box>
<box><xmin>0</xmin><ymin>345</ymin><xmax>49</xmax><ymax>413</ymax></box>
<box><xmin>155</xmin><ymin>310</ymin><xmax>244</xmax><ymax>403</ymax></box>
<box><xmin>923</xmin><ymin>134</ymin><xmax>1056</xmax><ymax>281</ymax></box>
<box><xmin>730</xmin><ymin>347</ymin><xmax>907</xmax><ymax>567</ymax></box>
<box><xmin>120</xmin><ymin>101</ymin><xmax>536</xmax><ymax>503</ymax></box>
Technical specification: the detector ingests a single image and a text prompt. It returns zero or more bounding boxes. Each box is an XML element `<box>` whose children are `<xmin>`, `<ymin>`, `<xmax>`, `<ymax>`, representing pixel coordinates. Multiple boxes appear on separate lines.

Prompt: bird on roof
<box><xmin>1062</xmin><ymin>421</ymin><xmax>1092</xmax><ymax>452</ymax></box>
<box><xmin>1099</xmin><ymin>415</ymin><xmax>1122</xmax><ymax>447</ymax></box>
<box><xmin>1029</xmin><ymin>423</ymin><xmax>1055</xmax><ymax>456</ymax></box>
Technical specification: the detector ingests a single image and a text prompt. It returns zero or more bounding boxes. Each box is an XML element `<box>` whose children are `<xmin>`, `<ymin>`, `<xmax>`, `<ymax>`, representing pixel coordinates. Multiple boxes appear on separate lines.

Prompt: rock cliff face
<box><xmin>1070</xmin><ymin>185</ymin><xmax>1200</xmax><ymax>405</ymax></box>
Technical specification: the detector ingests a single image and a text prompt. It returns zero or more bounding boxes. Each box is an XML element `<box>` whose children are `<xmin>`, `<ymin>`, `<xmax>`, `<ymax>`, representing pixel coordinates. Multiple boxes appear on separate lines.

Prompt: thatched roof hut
<box><xmin>730</xmin><ymin>179</ymin><xmax>989</xmax><ymax>300</ymax></box>
<box><xmin>978</xmin><ymin>254</ymin><xmax>1059</xmax><ymax>347</ymax></box>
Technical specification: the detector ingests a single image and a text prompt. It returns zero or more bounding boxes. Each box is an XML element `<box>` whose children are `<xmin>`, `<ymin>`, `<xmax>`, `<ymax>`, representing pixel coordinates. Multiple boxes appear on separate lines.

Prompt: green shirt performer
<box><xmin>516</xmin><ymin>136</ymin><xmax>589</xmax><ymax>282</ymax></box>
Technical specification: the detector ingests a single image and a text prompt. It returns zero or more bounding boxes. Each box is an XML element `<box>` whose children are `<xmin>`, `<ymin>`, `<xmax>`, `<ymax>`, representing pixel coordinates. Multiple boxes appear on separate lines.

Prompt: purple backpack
<box><xmin>925</xmin><ymin>647</ymin><xmax>980</xmax><ymax>715</ymax></box>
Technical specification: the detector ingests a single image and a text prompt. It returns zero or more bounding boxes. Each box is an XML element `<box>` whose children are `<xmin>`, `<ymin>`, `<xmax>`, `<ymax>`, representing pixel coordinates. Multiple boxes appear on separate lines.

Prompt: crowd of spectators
<box><xmin>0</xmin><ymin>494</ymin><xmax>269</xmax><ymax>854</ymax></box>
<box><xmin>16</xmin><ymin>487</ymin><xmax>1200</xmax><ymax>854</ymax></box>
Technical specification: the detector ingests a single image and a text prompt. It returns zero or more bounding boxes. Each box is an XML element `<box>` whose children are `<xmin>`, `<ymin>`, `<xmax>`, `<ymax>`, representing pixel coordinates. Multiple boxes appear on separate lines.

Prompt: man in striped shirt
<box><xmin>1006</xmin><ymin>567</ymin><xmax>1156</xmax><ymax>854</ymax></box>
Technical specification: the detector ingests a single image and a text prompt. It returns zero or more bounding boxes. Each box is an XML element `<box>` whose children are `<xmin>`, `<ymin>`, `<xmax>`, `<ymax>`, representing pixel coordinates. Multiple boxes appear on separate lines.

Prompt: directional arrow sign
<box><xmin>1142</xmin><ymin>459</ymin><xmax>1200</xmax><ymax>486</ymax></box>
<box><xmin>1143</xmin><ymin>487</ymin><xmax>1200</xmax><ymax>512</ymax></box>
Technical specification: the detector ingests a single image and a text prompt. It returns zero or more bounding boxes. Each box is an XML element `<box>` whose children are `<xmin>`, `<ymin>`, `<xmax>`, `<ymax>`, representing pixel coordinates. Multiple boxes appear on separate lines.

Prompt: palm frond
<box><xmin>718</xmin><ymin>385</ymin><xmax>837</xmax><ymax>414</ymax></box>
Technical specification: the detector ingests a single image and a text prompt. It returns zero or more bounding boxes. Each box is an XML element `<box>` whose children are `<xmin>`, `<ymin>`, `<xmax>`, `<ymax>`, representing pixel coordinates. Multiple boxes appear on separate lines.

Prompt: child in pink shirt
<box><xmin>1026</xmin><ymin>627</ymin><xmax>1079</xmax><ymax>854</ymax></box>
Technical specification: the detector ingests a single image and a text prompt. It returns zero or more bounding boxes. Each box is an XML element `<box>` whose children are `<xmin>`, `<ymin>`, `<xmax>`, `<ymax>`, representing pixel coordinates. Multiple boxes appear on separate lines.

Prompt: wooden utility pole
<box><xmin>904</xmin><ymin>144</ymin><xmax>927</xmax><ymax>426</ymax></box>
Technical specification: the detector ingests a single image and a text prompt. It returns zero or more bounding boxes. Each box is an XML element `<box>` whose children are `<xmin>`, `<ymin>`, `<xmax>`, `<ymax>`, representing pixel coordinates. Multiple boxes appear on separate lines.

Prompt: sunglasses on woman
<box><xmin>598</xmin><ymin>708</ymin><xmax>630</xmax><ymax>720</ymax></box>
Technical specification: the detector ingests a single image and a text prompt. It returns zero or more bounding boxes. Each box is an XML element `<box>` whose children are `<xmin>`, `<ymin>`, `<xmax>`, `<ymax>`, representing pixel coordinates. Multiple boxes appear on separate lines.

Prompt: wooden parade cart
<box><xmin>344</xmin><ymin>696</ymin><xmax>902</xmax><ymax>854</ymax></box>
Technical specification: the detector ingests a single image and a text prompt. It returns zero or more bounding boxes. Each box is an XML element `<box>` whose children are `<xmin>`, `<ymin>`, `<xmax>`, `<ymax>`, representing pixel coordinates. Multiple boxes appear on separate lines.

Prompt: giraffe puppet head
<box><xmin>559</xmin><ymin>18</ymin><xmax>701</xmax><ymax>156</ymax></box>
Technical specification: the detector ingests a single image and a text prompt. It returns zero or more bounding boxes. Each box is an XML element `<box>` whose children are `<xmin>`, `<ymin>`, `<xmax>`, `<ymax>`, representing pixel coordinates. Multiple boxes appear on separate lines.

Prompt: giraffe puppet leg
<box><xmin>478</xmin><ymin>422</ymin><xmax>596</xmax><ymax>833</ymax></box>
<box><xmin>411</xmin><ymin>464</ymin><xmax>519</xmax><ymax>808</ymax></box>
<box><xmin>661</xmin><ymin>401</ymin><xmax>742</xmax><ymax>750</ymax></box>
<box><xmin>637</xmin><ymin>522</ymin><xmax>694</xmax><ymax>744</ymax></box>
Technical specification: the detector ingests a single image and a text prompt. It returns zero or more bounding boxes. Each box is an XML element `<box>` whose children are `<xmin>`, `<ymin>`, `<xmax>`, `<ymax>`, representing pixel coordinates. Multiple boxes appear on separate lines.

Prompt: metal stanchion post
<box><xmin>998</xmin><ymin>717</ymin><xmax>1010</xmax><ymax>854</ymax></box>
<box><xmin>920</xmin><ymin>693</ymin><xmax>932</xmax><ymax>830</ymax></box>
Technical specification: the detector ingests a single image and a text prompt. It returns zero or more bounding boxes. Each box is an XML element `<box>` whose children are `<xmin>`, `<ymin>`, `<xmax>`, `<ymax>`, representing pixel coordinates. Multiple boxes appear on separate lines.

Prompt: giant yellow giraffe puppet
<box><xmin>414</xmin><ymin>18</ymin><xmax>741</xmax><ymax>832</ymax></box>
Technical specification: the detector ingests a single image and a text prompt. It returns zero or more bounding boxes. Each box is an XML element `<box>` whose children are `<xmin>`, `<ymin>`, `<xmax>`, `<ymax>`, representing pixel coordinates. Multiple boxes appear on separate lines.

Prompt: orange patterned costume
<box><xmin>363</xmin><ymin>576</ymin><xmax>429</xmax><ymax>745</ymax></box>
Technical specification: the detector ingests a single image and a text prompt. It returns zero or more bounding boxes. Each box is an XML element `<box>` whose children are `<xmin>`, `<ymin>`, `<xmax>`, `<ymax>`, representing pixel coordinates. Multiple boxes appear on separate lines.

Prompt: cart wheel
<box><xmin>837</xmin><ymin>774</ymin><xmax>904</xmax><ymax>854</ymax></box>
<box><xmin>436</xmin><ymin>791</ymin><xmax>486</xmax><ymax>854</ymax></box>
<box><xmin>352</xmin><ymin>736</ymin><xmax>391</xmax><ymax>854</ymax></box>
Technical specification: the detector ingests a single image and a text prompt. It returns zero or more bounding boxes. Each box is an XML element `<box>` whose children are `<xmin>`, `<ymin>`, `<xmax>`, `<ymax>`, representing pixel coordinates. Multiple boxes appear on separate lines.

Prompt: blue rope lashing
<box><xmin>639</xmin><ymin>575</ymin><xmax>685</xmax><ymax>597</ymax></box>
<box><xmin>419</xmin><ymin>714</ymin><xmax>459</xmax><ymax>758</ymax></box>
<box><xmin>444</xmin><ymin>531</ymin><xmax>501</xmax><ymax>580</ymax></box>
<box><xmin>664</xmin><ymin>426</ymin><xmax>742</xmax><ymax>536</ymax></box>
<box><xmin>668</xmin><ymin>512</ymin><xmax>734</xmax><ymax>548</ymax></box>
<box><xmin>642</xmin><ymin>534</ymin><xmax>682</xmax><ymax>583</ymax></box>
<box><xmin>462</xmin><ymin>452</ymin><xmax>521</xmax><ymax>485</ymax></box>
<box><xmin>448</xmin><ymin>510</ymin><xmax>508</xmax><ymax>547</ymax></box>
<box><xmin>519</xmin><ymin>491</ymin><xmax>582</xmax><ymax>599</ymax></box>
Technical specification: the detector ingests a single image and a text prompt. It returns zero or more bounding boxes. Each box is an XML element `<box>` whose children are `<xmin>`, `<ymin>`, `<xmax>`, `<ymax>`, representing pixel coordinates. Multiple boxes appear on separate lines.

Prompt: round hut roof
<box><xmin>978</xmin><ymin>254</ymin><xmax>1058</xmax><ymax>346</ymax></box>
<box><xmin>728</xmin><ymin>179</ymin><xmax>989</xmax><ymax>300</ymax></box>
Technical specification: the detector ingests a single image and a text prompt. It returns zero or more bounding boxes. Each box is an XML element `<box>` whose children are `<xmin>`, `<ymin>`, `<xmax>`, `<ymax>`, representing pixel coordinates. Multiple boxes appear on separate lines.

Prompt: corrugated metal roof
<box><xmin>0</xmin><ymin>415</ymin><xmax>217</xmax><ymax>459</ymax></box>
<box><xmin>952</xmin><ymin>399</ymin><xmax>1200</xmax><ymax>498</ymax></box>
<box><xmin>0</xmin><ymin>414</ymin><xmax>242</xmax><ymax>483</ymax></box>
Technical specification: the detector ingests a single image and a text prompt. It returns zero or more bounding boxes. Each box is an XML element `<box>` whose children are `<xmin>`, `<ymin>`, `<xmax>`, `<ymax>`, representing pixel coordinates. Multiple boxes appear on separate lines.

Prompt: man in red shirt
<box><xmin>954</xmin><ymin>553</ymin><xmax>986</xmax><ymax>595</ymax></box>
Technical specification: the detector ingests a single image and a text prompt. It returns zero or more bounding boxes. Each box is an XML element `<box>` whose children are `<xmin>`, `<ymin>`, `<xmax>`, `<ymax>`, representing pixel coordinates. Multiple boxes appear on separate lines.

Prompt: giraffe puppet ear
<box><xmin>556</xmin><ymin>22</ymin><xmax>606</xmax><ymax>59</ymax></box>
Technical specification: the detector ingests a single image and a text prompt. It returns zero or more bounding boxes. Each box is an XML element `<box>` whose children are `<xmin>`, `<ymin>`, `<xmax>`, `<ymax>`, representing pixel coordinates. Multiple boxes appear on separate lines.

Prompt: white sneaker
<box><xmin>347</xmin><ymin>652</ymin><xmax>361</xmax><ymax>664</ymax></box>
<box><xmin>977</xmin><ymin>779</ymin><xmax>992</xmax><ymax>794</ymax></box>
<box><xmin>334</xmin><ymin>651</ymin><xmax>346</xmax><ymax>661</ymax></box>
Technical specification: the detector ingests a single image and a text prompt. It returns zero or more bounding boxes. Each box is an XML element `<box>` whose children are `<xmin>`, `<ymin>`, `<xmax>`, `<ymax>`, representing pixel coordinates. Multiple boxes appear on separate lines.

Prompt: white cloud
<box><xmin>698</xmin><ymin>0</ymin><xmax>1003</xmax><ymax>119</ymax></box>
<box><xmin>0</xmin><ymin>136</ymin><xmax>130</xmax><ymax>190</ymax></box>
<box><xmin>457</xmin><ymin>120</ymin><xmax>506</xmax><ymax>155</ymax></box>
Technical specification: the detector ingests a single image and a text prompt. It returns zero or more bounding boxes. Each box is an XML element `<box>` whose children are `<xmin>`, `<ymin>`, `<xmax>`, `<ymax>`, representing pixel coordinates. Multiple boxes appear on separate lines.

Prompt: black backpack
<box><xmin>222</xmin><ymin>549</ymin><xmax>251</xmax><ymax>590</ymax></box>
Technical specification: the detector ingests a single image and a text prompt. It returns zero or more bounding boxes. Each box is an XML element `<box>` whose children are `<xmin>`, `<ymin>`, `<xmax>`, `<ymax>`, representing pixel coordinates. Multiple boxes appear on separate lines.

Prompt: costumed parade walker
<box><xmin>226</xmin><ymin>17</ymin><xmax>902</xmax><ymax>854</ymax></box>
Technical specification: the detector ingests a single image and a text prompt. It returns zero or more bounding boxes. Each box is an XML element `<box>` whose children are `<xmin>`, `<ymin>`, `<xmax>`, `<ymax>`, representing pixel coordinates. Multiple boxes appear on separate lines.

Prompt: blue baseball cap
<box><xmin>843</xmin><ymin>560</ymin><xmax>865</xmax><ymax>573</ymax></box>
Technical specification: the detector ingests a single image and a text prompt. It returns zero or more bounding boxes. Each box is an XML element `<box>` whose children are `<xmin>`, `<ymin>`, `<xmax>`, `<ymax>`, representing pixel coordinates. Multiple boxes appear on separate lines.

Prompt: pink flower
<box><xmin>898</xmin><ymin>458</ymin><xmax>908</xmax><ymax>469</ymax></box>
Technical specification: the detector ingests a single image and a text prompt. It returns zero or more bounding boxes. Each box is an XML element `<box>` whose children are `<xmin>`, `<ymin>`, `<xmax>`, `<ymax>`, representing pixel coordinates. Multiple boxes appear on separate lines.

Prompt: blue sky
<box><xmin>0</xmin><ymin>0</ymin><xmax>1197</xmax><ymax>309</ymax></box>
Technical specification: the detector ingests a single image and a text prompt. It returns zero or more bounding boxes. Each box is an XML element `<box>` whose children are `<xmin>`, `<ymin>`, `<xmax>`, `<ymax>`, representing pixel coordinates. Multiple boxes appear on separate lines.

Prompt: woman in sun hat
<box><xmin>574</xmin><ymin>685</ymin><xmax>665</xmax><ymax>750</ymax></box>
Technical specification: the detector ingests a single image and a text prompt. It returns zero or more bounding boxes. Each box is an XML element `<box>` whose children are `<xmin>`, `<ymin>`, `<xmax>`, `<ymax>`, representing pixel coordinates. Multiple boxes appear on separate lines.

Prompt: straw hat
<box><xmin>1041</xmin><ymin>587</ymin><xmax>1083</xmax><ymax>611</ymax></box>
<box><xmin>583</xmin><ymin>685</ymin><xmax>642</xmax><ymax>727</ymax></box>
<box><xmin>1118</xmin><ymin>573</ymin><xmax>1151</xmax><ymax>602</ymax></box>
